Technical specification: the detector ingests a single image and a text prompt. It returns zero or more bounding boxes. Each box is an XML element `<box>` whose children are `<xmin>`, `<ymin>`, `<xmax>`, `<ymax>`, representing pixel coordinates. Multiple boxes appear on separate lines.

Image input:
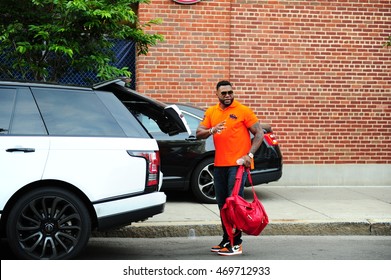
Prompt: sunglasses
<box><xmin>220</xmin><ymin>90</ymin><xmax>234</xmax><ymax>96</ymax></box>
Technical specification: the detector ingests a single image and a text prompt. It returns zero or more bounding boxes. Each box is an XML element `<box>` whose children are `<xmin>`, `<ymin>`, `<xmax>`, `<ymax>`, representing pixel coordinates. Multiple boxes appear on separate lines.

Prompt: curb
<box><xmin>92</xmin><ymin>219</ymin><xmax>391</xmax><ymax>238</ymax></box>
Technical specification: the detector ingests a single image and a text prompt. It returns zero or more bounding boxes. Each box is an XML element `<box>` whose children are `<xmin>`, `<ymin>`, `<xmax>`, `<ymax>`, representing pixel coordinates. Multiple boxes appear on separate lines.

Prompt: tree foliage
<box><xmin>0</xmin><ymin>0</ymin><xmax>163</xmax><ymax>83</ymax></box>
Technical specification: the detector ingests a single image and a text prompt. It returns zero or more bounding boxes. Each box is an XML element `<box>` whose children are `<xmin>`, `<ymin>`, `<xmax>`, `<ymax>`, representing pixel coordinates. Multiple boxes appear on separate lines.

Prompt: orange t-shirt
<box><xmin>200</xmin><ymin>100</ymin><xmax>259</xmax><ymax>166</ymax></box>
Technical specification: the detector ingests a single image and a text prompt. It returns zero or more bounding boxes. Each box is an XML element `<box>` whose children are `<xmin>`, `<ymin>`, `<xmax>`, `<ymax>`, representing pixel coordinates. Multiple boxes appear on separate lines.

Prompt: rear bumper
<box><xmin>97</xmin><ymin>203</ymin><xmax>165</xmax><ymax>230</ymax></box>
<box><xmin>94</xmin><ymin>192</ymin><xmax>166</xmax><ymax>230</ymax></box>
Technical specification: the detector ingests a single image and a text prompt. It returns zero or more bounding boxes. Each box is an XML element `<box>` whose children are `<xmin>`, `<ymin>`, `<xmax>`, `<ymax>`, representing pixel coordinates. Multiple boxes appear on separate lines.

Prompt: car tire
<box><xmin>190</xmin><ymin>157</ymin><xmax>217</xmax><ymax>204</ymax></box>
<box><xmin>6</xmin><ymin>187</ymin><xmax>91</xmax><ymax>260</ymax></box>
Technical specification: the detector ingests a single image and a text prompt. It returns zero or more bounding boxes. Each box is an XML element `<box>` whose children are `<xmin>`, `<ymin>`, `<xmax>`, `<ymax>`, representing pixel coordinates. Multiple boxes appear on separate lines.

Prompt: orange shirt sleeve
<box><xmin>243</xmin><ymin>106</ymin><xmax>259</xmax><ymax>129</ymax></box>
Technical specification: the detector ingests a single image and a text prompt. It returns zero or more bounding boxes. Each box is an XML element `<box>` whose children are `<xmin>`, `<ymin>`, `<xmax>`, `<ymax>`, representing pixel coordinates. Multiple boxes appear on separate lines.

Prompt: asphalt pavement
<box><xmin>93</xmin><ymin>185</ymin><xmax>391</xmax><ymax>238</ymax></box>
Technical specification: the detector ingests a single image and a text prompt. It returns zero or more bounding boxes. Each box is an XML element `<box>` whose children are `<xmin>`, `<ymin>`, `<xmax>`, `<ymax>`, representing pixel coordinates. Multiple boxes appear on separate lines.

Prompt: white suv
<box><xmin>0</xmin><ymin>80</ymin><xmax>190</xmax><ymax>259</ymax></box>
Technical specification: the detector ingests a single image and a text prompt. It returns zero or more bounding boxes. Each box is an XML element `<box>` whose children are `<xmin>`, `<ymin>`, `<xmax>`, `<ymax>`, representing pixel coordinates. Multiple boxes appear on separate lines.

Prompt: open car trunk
<box><xmin>94</xmin><ymin>80</ymin><xmax>191</xmax><ymax>136</ymax></box>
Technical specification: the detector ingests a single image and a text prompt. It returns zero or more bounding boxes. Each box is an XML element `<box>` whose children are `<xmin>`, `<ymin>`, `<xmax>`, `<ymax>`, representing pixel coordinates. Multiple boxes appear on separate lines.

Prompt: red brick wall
<box><xmin>137</xmin><ymin>0</ymin><xmax>391</xmax><ymax>164</ymax></box>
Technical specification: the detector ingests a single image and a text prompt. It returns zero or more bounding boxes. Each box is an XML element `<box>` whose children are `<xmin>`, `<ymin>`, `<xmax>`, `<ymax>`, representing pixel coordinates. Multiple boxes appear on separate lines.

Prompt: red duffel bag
<box><xmin>220</xmin><ymin>165</ymin><xmax>269</xmax><ymax>246</ymax></box>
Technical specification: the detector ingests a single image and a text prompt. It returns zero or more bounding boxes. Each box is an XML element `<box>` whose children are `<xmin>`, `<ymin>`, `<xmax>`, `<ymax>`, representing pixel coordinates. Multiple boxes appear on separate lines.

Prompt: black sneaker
<box><xmin>211</xmin><ymin>241</ymin><xmax>230</xmax><ymax>252</ymax></box>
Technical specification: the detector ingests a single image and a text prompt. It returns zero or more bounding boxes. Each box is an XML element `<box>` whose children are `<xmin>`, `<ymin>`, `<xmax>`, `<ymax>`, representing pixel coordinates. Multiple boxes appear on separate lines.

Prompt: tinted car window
<box><xmin>137</xmin><ymin>113</ymin><xmax>161</xmax><ymax>133</ymax></box>
<box><xmin>0</xmin><ymin>87</ymin><xmax>45</xmax><ymax>135</ymax></box>
<box><xmin>0</xmin><ymin>88</ymin><xmax>15</xmax><ymax>134</ymax></box>
<box><xmin>137</xmin><ymin>110</ymin><xmax>200</xmax><ymax>141</ymax></box>
<box><xmin>95</xmin><ymin>90</ymin><xmax>149</xmax><ymax>138</ymax></box>
<box><xmin>137</xmin><ymin>110</ymin><xmax>201</xmax><ymax>133</ymax></box>
<box><xmin>11</xmin><ymin>88</ymin><xmax>47</xmax><ymax>135</ymax></box>
<box><xmin>31</xmin><ymin>88</ymin><xmax>128</xmax><ymax>137</ymax></box>
<box><xmin>181</xmin><ymin>111</ymin><xmax>200</xmax><ymax>133</ymax></box>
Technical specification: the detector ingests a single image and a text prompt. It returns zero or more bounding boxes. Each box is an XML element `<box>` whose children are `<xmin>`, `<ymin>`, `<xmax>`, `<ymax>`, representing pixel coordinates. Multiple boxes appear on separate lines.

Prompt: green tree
<box><xmin>0</xmin><ymin>0</ymin><xmax>163</xmax><ymax>83</ymax></box>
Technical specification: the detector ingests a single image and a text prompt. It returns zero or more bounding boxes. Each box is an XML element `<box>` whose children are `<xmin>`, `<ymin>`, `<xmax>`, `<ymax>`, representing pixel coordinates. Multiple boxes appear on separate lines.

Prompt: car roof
<box><xmin>0</xmin><ymin>78</ymin><xmax>129</xmax><ymax>90</ymax></box>
<box><xmin>0</xmin><ymin>80</ymin><xmax>92</xmax><ymax>90</ymax></box>
<box><xmin>0</xmin><ymin>79</ymin><xmax>166</xmax><ymax>108</ymax></box>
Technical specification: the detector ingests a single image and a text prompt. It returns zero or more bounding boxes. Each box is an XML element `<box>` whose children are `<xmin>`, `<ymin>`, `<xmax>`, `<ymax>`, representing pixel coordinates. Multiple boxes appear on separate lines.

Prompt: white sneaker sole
<box><xmin>218</xmin><ymin>251</ymin><xmax>243</xmax><ymax>256</ymax></box>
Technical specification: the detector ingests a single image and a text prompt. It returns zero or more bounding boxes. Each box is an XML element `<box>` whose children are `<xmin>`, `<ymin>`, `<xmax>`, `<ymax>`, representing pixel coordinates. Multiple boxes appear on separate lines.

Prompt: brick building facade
<box><xmin>137</xmin><ymin>0</ymin><xmax>390</xmax><ymax>185</ymax></box>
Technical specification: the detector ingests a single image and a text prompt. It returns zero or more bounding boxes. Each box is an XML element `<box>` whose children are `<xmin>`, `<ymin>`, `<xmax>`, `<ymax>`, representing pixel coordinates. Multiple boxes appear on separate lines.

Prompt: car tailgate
<box><xmin>96</xmin><ymin>81</ymin><xmax>191</xmax><ymax>136</ymax></box>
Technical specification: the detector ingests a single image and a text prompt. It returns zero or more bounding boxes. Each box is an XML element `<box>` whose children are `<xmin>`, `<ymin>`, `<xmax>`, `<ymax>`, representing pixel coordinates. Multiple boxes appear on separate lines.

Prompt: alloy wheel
<box><xmin>7</xmin><ymin>188</ymin><xmax>90</xmax><ymax>259</ymax></box>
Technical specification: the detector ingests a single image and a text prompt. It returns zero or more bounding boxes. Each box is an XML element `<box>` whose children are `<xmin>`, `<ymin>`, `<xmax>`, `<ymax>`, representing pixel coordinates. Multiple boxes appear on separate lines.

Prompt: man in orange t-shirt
<box><xmin>196</xmin><ymin>80</ymin><xmax>264</xmax><ymax>256</ymax></box>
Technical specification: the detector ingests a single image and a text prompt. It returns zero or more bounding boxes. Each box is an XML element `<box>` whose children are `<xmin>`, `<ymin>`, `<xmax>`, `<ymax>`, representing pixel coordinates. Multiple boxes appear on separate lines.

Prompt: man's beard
<box><xmin>219</xmin><ymin>97</ymin><xmax>234</xmax><ymax>107</ymax></box>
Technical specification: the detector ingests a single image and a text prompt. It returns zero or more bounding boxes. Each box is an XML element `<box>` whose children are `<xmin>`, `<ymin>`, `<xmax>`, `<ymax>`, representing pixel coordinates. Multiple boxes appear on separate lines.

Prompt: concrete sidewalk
<box><xmin>94</xmin><ymin>186</ymin><xmax>391</xmax><ymax>238</ymax></box>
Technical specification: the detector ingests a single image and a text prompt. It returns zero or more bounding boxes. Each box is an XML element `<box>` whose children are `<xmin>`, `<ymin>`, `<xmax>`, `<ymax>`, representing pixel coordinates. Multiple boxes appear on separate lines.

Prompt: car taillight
<box><xmin>264</xmin><ymin>132</ymin><xmax>279</xmax><ymax>146</ymax></box>
<box><xmin>128</xmin><ymin>151</ymin><xmax>160</xmax><ymax>188</ymax></box>
<box><xmin>147</xmin><ymin>151</ymin><xmax>160</xmax><ymax>186</ymax></box>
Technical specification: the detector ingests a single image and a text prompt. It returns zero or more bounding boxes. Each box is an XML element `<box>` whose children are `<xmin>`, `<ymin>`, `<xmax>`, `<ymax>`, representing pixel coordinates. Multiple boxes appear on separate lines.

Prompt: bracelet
<box><xmin>209</xmin><ymin>128</ymin><xmax>214</xmax><ymax>135</ymax></box>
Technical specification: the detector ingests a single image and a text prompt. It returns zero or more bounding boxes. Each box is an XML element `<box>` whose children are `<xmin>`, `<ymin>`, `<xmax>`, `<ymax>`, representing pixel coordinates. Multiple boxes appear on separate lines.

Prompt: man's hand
<box><xmin>214</xmin><ymin>120</ymin><xmax>226</xmax><ymax>134</ymax></box>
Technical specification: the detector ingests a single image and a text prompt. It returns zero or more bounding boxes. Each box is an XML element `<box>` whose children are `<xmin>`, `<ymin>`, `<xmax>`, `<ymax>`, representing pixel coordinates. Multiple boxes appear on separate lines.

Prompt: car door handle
<box><xmin>6</xmin><ymin>148</ymin><xmax>35</xmax><ymax>153</ymax></box>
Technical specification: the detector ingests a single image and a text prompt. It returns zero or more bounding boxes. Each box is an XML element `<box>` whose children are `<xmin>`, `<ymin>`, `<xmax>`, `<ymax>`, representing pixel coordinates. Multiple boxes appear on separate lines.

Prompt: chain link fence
<box><xmin>0</xmin><ymin>40</ymin><xmax>136</xmax><ymax>89</ymax></box>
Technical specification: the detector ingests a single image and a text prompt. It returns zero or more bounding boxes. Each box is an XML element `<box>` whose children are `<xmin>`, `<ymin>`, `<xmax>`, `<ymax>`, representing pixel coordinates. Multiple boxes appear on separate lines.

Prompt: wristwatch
<box><xmin>248</xmin><ymin>152</ymin><xmax>254</xmax><ymax>159</ymax></box>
